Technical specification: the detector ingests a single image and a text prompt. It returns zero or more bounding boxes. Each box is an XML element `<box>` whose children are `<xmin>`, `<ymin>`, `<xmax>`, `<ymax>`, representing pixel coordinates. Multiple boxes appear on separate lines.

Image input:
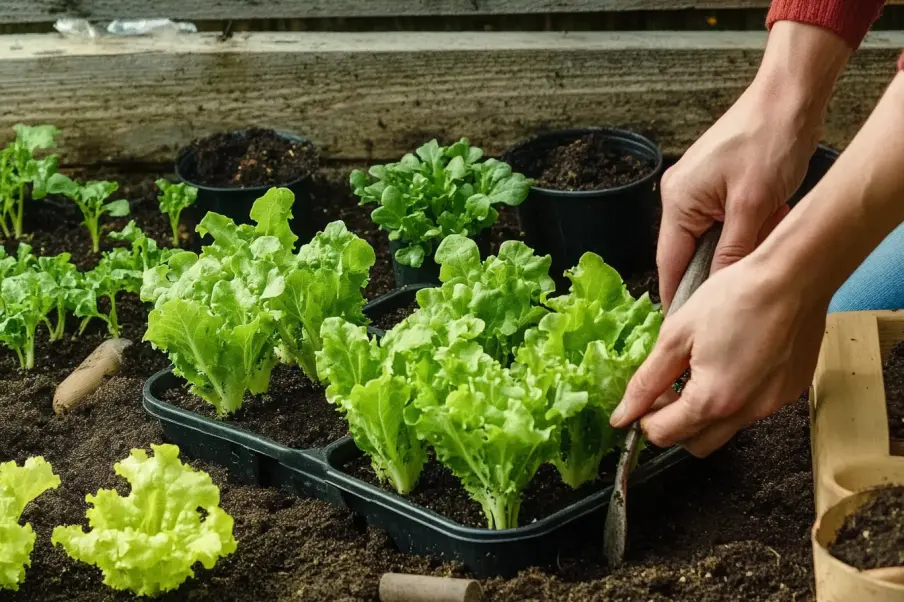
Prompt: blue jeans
<box><xmin>828</xmin><ymin>222</ymin><xmax>904</xmax><ymax>313</ymax></box>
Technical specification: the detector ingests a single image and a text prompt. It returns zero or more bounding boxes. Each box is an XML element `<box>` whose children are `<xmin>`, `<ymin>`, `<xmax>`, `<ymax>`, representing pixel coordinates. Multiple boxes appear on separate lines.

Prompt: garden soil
<box><xmin>883</xmin><ymin>342</ymin><xmax>904</xmax><ymax>441</ymax></box>
<box><xmin>829</xmin><ymin>487</ymin><xmax>904</xmax><ymax>570</ymax></box>
<box><xmin>0</xmin><ymin>166</ymin><xmax>816</xmax><ymax>602</ymax></box>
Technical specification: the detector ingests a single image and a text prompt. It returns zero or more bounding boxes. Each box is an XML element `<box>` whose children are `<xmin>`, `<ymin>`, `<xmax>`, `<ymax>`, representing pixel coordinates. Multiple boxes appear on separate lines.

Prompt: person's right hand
<box><xmin>655</xmin><ymin>21</ymin><xmax>851</xmax><ymax>310</ymax></box>
<box><xmin>656</xmin><ymin>85</ymin><xmax>818</xmax><ymax>310</ymax></box>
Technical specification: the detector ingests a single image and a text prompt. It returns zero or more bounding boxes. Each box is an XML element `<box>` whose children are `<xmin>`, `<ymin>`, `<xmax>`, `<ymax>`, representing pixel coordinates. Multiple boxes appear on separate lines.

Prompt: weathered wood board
<box><xmin>5</xmin><ymin>1</ymin><xmax>903</xmax><ymax>24</ymax></box>
<box><xmin>0</xmin><ymin>31</ymin><xmax>901</xmax><ymax>164</ymax></box>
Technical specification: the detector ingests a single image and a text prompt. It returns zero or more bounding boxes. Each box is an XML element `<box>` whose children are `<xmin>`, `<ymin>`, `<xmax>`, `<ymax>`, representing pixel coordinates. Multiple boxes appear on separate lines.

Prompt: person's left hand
<box><xmin>609</xmin><ymin>253</ymin><xmax>829</xmax><ymax>458</ymax></box>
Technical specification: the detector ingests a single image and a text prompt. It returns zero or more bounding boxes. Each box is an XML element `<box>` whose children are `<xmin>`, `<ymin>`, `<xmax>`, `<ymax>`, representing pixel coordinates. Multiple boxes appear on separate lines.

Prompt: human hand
<box><xmin>610</xmin><ymin>253</ymin><xmax>829</xmax><ymax>458</ymax></box>
<box><xmin>656</xmin><ymin>21</ymin><xmax>850</xmax><ymax>310</ymax></box>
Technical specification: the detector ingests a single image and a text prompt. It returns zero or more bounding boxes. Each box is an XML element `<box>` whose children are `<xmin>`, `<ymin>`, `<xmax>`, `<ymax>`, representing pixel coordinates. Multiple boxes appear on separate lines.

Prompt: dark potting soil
<box><xmin>182</xmin><ymin>128</ymin><xmax>318</xmax><ymax>189</ymax></box>
<box><xmin>883</xmin><ymin>341</ymin><xmax>904</xmax><ymax>441</ymax></box>
<box><xmin>1</xmin><ymin>166</ymin><xmax>819</xmax><ymax>602</ymax></box>
<box><xmin>516</xmin><ymin>132</ymin><xmax>656</xmax><ymax>192</ymax></box>
<box><xmin>829</xmin><ymin>487</ymin><xmax>904</xmax><ymax>570</ymax></box>
<box><xmin>160</xmin><ymin>365</ymin><xmax>348</xmax><ymax>450</ymax></box>
<box><xmin>343</xmin><ymin>445</ymin><xmax>665</xmax><ymax>529</ymax></box>
<box><xmin>370</xmin><ymin>300</ymin><xmax>420</xmax><ymax>331</ymax></box>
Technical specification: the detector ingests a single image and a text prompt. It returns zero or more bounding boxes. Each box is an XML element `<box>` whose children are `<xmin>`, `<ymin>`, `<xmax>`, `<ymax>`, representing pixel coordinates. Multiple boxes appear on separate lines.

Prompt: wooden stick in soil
<box><xmin>53</xmin><ymin>338</ymin><xmax>132</xmax><ymax>415</ymax></box>
<box><xmin>379</xmin><ymin>573</ymin><xmax>484</xmax><ymax>602</ymax></box>
<box><xmin>603</xmin><ymin>223</ymin><xmax>722</xmax><ymax>568</ymax></box>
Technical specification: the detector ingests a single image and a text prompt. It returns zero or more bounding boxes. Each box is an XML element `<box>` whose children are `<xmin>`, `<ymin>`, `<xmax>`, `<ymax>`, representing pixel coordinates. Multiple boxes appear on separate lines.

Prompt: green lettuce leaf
<box><xmin>52</xmin><ymin>444</ymin><xmax>236</xmax><ymax>597</ymax></box>
<box><xmin>350</xmin><ymin>138</ymin><xmax>533</xmax><ymax>267</ymax></box>
<box><xmin>155</xmin><ymin>179</ymin><xmax>198</xmax><ymax>246</ymax></box>
<box><xmin>0</xmin><ymin>457</ymin><xmax>61</xmax><ymax>591</ymax></box>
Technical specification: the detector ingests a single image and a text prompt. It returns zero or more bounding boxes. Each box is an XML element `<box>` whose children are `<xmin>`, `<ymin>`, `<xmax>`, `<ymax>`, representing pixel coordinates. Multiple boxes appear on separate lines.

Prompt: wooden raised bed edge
<box><xmin>810</xmin><ymin>311</ymin><xmax>904</xmax><ymax>601</ymax></box>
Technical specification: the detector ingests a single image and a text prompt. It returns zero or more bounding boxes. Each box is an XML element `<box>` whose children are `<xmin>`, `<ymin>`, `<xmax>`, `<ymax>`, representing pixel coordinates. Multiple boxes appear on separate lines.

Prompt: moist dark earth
<box><xmin>510</xmin><ymin>132</ymin><xmax>657</xmax><ymax>191</ymax></box>
<box><xmin>180</xmin><ymin>127</ymin><xmax>319</xmax><ymax>188</ymax></box>
<box><xmin>1</xmin><ymin>166</ymin><xmax>817</xmax><ymax>601</ymax></box>
<box><xmin>883</xmin><ymin>341</ymin><xmax>904</xmax><ymax>441</ymax></box>
<box><xmin>830</xmin><ymin>487</ymin><xmax>904</xmax><ymax>570</ymax></box>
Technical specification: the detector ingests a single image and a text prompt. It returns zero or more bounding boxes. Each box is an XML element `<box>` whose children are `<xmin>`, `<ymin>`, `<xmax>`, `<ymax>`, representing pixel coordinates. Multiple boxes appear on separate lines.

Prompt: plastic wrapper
<box><xmin>53</xmin><ymin>18</ymin><xmax>197</xmax><ymax>39</ymax></box>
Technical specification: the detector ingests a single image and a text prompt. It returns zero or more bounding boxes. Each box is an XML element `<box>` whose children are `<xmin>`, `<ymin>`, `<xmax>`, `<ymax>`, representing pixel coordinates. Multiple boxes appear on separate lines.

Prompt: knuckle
<box><xmin>713</xmin><ymin>242</ymin><xmax>751</xmax><ymax>266</ymax></box>
<box><xmin>640</xmin><ymin>420</ymin><xmax>672</xmax><ymax>448</ymax></box>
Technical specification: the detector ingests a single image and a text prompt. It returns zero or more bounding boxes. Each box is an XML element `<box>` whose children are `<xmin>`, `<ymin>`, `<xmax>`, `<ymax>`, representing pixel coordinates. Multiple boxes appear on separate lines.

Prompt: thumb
<box><xmin>710</xmin><ymin>199</ymin><xmax>772</xmax><ymax>275</ymax></box>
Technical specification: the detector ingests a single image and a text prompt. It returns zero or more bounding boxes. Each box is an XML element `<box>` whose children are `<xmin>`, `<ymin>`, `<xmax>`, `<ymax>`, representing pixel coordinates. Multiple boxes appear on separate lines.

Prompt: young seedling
<box><xmin>155</xmin><ymin>178</ymin><xmax>198</xmax><ymax>246</ymax></box>
<box><xmin>46</xmin><ymin>174</ymin><xmax>130</xmax><ymax>253</ymax></box>
<box><xmin>36</xmin><ymin>253</ymin><xmax>80</xmax><ymax>342</ymax></box>
<box><xmin>0</xmin><ymin>269</ymin><xmax>59</xmax><ymax>370</ymax></box>
<box><xmin>0</xmin><ymin>124</ymin><xmax>60</xmax><ymax>240</ymax></box>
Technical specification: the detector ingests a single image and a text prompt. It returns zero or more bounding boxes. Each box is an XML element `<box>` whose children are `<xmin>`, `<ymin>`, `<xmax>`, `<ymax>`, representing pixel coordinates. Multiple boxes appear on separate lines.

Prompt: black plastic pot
<box><xmin>175</xmin><ymin>130</ymin><xmax>318</xmax><ymax>250</ymax></box>
<box><xmin>504</xmin><ymin>128</ymin><xmax>664</xmax><ymax>290</ymax></box>
<box><xmin>389</xmin><ymin>230</ymin><xmax>491</xmax><ymax>288</ymax></box>
<box><xmin>142</xmin><ymin>369</ymin><xmax>344</xmax><ymax>506</ymax></box>
<box><xmin>789</xmin><ymin>144</ymin><xmax>838</xmax><ymax>208</ymax></box>
<box><xmin>323</xmin><ymin>438</ymin><xmax>689</xmax><ymax>578</ymax></box>
<box><xmin>363</xmin><ymin>283</ymin><xmax>431</xmax><ymax>337</ymax></box>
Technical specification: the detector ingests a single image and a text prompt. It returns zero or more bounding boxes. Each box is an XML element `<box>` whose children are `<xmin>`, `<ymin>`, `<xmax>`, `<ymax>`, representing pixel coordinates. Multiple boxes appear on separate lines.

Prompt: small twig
<box><xmin>219</xmin><ymin>20</ymin><xmax>234</xmax><ymax>42</ymax></box>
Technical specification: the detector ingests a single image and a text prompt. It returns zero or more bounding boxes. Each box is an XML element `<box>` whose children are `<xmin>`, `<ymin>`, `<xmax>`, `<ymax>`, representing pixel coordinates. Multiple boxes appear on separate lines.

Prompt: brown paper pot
<box><xmin>813</xmin><ymin>486</ymin><xmax>904</xmax><ymax>601</ymax></box>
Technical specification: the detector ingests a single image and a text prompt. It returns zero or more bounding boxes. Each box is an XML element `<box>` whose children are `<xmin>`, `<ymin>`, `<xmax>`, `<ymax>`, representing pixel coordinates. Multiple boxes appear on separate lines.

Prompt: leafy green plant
<box><xmin>516</xmin><ymin>254</ymin><xmax>663</xmax><ymax>488</ymax></box>
<box><xmin>0</xmin><ymin>269</ymin><xmax>60</xmax><ymax>369</ymax></box>
<box><xmin>0</xmin><ymin>125</ymin><xmax>60</xmax><ymax>240</ymax></box>
<box><xmin>350</xmin><ymin>138</ymin><xmax>532</xmax><ymax>268</ymax></box>
<box><xmin>155</xmin><ymin>178</ymin><xmax>198</xmax><ymax>246</ymax></box>
<box><xmin>35</xmin><ymin>253</ymin><xmax>80</xmax><ymax>342</ymax></box>
<box><xmin>46</xmin><ymin>174</ymin><xmax>130</xmax><ymax>253</ymax></box>
<box><xmin>52</xmin><ymin>444</ymin><xmax>237</xmax><ymax>597</ymax></box>
<box><xmin>0</xmin><ymin>243</ymin><xmax>35</xmax><ymax>280</ymax></box>
<box><xmin>0</xmin><ymin>457</ymin><xmax>61</xmax><ymax>591</ymax></box>
<box><xmin>271</xmin><ymin>221</ymin><xmax>375</xmax><ymax>380</ymax></box>
<box><xmin>318</xmin><ymin>235</ymin><xmax>662</xmax><ymax>527</ymax></box>
<box><xmin>141</xmin><ymin>188</ymin><xmax>295</xmax><ymax>416</ymax></box>
<box><xmin>72</xmin><ymin>223</ymin><xmax>173</xmax><ymax>338</ymax></box>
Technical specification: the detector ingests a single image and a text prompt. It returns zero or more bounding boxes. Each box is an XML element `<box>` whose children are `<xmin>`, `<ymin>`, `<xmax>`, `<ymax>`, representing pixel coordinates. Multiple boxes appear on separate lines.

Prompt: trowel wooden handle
<box><xmin>379</xmin><ymin>573</ymin><xmax>484</xmax><ymax>602</ymax></box>
<box><xmin>53</xmin><ymin>338</ymin><xmax>132</xmax><ymax>414</ymax></box>
<box><xmin>667</xmin><ymin>224</ymin><xmax>722</xmax><ymax>317</ymax></box>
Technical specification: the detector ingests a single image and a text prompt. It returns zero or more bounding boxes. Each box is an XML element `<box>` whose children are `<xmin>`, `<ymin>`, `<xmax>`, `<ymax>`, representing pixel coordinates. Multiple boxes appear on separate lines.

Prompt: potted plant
<box><xmin>503</xmin><ymin>127</ymin><xmax>664</xmax><ymax>290</ymax></box>
<box><xmin>350</xmin><ymin>138</ymin><xmax>533</xmax><ymax>287</ymax></box>
<box><xmin>175</xmin><ymin>128</ymin><xmax>319</xmax><ymax>249</ymax></box>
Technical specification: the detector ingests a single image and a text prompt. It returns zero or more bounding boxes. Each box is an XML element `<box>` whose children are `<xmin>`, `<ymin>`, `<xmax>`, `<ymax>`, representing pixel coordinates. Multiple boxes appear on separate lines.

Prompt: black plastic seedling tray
<box><xmin>141</xmin><ymin>286</ymin><xmax>427</xmax><ymax>503</ymax></box>
<box><xmin>323</xmin><ymin>438</ymin><xmax>690</xmax><ymax>578</ymax></box>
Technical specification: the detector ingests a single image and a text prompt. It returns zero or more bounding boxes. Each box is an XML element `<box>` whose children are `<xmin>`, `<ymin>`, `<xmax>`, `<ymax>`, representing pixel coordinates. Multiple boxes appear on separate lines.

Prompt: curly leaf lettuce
<box><xmin>518</xmin><ymin>253</ymin><xmax>663</xmax><ymax>488</ymax></box>
<box><xmin>141</xmin><ymin>188</ymin><xmax>295</xmax><ymax>415</ymax></box>
<box><xmin>317</xmin><ymin>318</ymin><xmax>425</xmax><ymax>494</ymax></box>
<box><xmin>272</xmin><ymin>221</ymin><xmax>375</xmax><ymax>380</ymax></box>
<box><xmin>0</xmin><ymin>457</ymin><xmax>61</xmax><ymax>591</ymax></box>
<box><xmin>350</xmin><ymin>138</ymin><xmax>533</xmax><ymax>268</ymax></box>
<box><xmin>52</xmin><ymin>444</ymin><xmax>237</xmax><ymax>597</ymax></box>
<box><xmin>155</xmin><ymin>178</ymin><xmax>198</xmax><ymax>246</ymax></box>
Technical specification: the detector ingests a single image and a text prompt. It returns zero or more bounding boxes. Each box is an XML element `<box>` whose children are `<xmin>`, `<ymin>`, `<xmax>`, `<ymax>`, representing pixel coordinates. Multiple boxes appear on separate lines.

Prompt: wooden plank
<box><xmin>3</xmin><ymin>0</ymin><xmax>904</xmax><ymax>23</ymax></box>
<box><xmin>0</xmin><ymin>31</ymin><xmax>900</xmax><ymax>164</ymax></box>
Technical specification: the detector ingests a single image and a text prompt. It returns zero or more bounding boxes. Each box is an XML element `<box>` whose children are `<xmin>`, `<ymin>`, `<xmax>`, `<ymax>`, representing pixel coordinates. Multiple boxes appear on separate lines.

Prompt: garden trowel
<box><xmin>603</xmin><ymin>224</ymin><xmax>722</xmax><ymax>568</ymax></box>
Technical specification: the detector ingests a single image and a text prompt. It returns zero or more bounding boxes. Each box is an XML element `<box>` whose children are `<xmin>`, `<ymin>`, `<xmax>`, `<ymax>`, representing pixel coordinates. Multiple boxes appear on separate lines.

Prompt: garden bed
<box><xmin>0</xmin><ymin>165</ymin><xmax>820</xmax><ymax>601</ymax></box>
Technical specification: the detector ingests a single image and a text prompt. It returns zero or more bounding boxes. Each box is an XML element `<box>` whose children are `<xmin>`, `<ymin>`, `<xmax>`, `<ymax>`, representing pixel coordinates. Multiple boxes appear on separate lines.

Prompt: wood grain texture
<box><xmin>0</xmin><ymin>31</ymin><xmax>901</xmax><ymax>164</ymax></box>
<box><xmin>0</xmin><ymin>1</ymin><xmax>827</xmax><ymax>24</ymax></box>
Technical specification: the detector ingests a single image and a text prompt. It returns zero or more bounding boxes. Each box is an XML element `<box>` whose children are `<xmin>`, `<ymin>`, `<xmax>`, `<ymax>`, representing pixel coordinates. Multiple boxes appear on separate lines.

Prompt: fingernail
<box><xmin>610</xmin><ymin>403</ymin><xmax>626</xmax><ymax>426</ymax></box>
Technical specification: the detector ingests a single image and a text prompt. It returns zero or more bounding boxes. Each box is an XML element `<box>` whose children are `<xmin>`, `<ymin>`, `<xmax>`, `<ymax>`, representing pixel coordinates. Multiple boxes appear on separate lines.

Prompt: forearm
<box><xmin>758</xmin><ymin>72</ymin><xmax>904</xmax><ymax>299</ymax></box>
<box><xmin>747</xmin><ymin>21</ymin><xmax>852</xmax><ymax>144</ymax></box>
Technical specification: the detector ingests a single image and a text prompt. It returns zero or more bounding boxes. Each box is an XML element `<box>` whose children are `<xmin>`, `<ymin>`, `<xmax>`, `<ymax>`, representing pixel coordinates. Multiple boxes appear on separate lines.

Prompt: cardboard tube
<box><xmin>813</xmin><ymin>487</ymin><xmax>904</xmax><ymax>601</ymax></box>
<box><xmin>53</xmin><ymin>338</ymin><xmax>132</xmax><ymax>414</ymax></box>
<box><xmin>379</xmin><ymin>573</ymin><xmax>484</xmax><ymax>602</ymax></box>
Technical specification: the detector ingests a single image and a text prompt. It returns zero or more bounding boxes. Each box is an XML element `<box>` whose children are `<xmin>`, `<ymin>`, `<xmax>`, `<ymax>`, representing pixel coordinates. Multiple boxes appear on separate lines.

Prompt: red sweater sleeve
<box><xmin>766</xmin><ymin>0</ymin><xmax>886</xmax><ymax>49</ymax></box>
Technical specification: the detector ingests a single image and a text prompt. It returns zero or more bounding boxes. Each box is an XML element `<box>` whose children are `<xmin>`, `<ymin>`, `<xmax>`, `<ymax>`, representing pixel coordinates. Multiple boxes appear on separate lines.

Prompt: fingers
<box><xmin>638</xmin><ymin>379</ymin><xmax>714</xmax><ymax>448</ymax></box>
<box><xmin>757</xmin><ymin>204</ymin><xmax>790</xmax><ymax>245</ymax></box>
<box><xmin>656</xmin><ymin>218</ymin><xmax>698</xmax><ymax>312</ymax></box>
<box><xmin>610</xmin><ymin>330</ymin><xmax>690</xmax><ymax>428</ymax></box>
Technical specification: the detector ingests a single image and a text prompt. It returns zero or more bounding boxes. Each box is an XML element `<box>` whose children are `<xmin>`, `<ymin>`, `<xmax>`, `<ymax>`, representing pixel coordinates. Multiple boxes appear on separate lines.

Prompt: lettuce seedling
<box><xmin>0</xmin><ymin>125</ymin><xmax>60</xmax><ymax>240</ymax></box>
<box><xmin>53</xmin><ymin>444</ymin><xmax>237</xmax><ymax>597</ymax></box>
<box><xmin>46</xmin><ymin>174</ymin><xmax>130</xmax><ymax>253</ymax></box>
<box><xmin>141</xmin><ymin>188</ymin><xmax>295</xmax><ymax>416</ymax></box>
<box><xmin>0</xmin><ymin>457</ymin><xmax>61</xmax><ymax>591</ymax></box>
<box><xmin>350</xmin><ymin>138</ymin><xmax>533</xmax><ymax>268</ymax></box>
<box><xmin>317</xmin><ymin>319</ymin><xmax>426</xmax><ymax>495</ymax></box>
<box><xmin>0</xmin><ymin>269</ymin><xmax>60</xmax><ymax>369</ymax></box>
<box><xmin>272</xmin><ymin>221</ymin><xmax>375</xmax><ymax>380</ymax></box>
<box><xmin>155</xmin><ymin>178</ymin><xmax>198</xmax><ymax>246</ymax></box>
<box><xmin>0</xmin><ymin>243</ymin><xmax>35</xmax><ymax>280</ymax></box>
<box><xmin>519</xmin><ymin>254</ymin><xmax>663</xmax><ymax>488</ymax></box>
<box><xmin>35</xmin><ymin>253</ymin><xmax>80</xmax><ymax>342</ymax></box>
